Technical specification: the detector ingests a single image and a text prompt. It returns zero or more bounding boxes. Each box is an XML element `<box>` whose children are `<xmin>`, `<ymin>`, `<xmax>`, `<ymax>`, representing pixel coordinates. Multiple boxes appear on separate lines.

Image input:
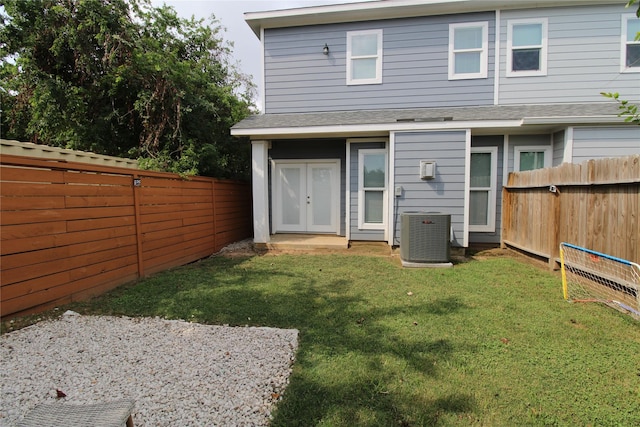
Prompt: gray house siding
<box><xmin>499</xmin><ymin>5</ymin><xmax>639</xmax><ymax>105</ymax></box>
<box><xmin>270</xmin><ymin>140</ymin><xmax>347</xmax><ymax>236</ymax></box>
<box><xmin>349</xmin><ymin>141</ymin><xmax>386</xmax><ymax>241</ymax></box>
<box><xmin>552</xmin><ymin>130</ymin><xmax>566</xmax><ymax>166</ymax></box>
<box><xmin>264</xmin><ymin>12</ymin><xmax>495</xmax><ymax>114</ymax></box>
<box><xmin>393</xmin><ymin>130</ymin><xmax>467</xmax><ymax>247</ymax></box>
<box><xmin>571</xmin><ymin>127</ymin><xmax>640</xmax><ymax>163</ymax></box>
<box><xmin>469</xmin><ymin>135</ymin><xmax>504</xmax><ymax>245</ymax></box>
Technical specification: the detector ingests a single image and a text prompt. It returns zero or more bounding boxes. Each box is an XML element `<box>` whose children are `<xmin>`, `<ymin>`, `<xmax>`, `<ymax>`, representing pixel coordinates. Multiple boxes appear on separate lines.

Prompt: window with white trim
<box><xmin>347</xmin><ymin>29</ymin><xmax>383</xmax><ymax>85</ymax></box>
<box><xmin>622</xmin><ymin>14</ymin><xmax>640</xmax><ymax>72</ymax></box>
<box><xmin>358</xmin><ymin>149</ymin><xmax>387</xmax><ymax>229</ymax></box>
<box><xmin>469</xmin><ymin>147</ymin><xmax>497</xmax><ymax>232</ymax></box>
<box><xmin>448</xmin><ymin>22</ymin><xmax>489</xmax><ymax>80</ymax></box>
<box><xmin>514</xmin><ymin>146</ymin><xmax>551</xmax><ymax>171</ymax></box>
<box><xmin>507</xmin><ymin>19</ymin><xmax>548</xmax><ymax>77</ymax></box>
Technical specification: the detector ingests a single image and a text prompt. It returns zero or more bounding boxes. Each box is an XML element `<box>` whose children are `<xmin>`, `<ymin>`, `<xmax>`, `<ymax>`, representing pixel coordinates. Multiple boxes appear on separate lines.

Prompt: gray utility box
<box><xmin>400</xmin><ymin>212</ymin><xmax>451</xmax><ymax>263</ymax></box>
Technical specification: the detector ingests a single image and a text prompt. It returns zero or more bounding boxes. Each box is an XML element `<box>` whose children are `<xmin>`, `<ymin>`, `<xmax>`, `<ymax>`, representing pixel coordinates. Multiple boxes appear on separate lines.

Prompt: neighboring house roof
<box><xmin>245</xmin><ymin>0</ymin><xmax>622</xmax><ymax>37</ymax></box>
<box><xmin>231</xmin><ymin>103</ymin><xmax>625</xmax><ymax>138</ymax></box>
<box><xmin>0</xmin><ymin>139</ymin><xmax>139</xmax><ymax>169</ymax></box>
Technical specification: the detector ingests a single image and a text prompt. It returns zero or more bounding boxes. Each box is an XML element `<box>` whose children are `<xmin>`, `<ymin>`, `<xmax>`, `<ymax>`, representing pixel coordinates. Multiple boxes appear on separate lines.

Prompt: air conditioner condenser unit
<box><xmin>400</xmin><ymin>212</ymin><xmax>452</xmax><ymax>267</ymax></box>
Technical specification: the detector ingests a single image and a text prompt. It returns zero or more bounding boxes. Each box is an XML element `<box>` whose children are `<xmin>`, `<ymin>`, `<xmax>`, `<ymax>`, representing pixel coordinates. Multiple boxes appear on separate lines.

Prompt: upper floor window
<box><xmin>507</xmin><ymin>18</ymin><xmax>548</xmax><ymax>77</ymax></box>
<box><xmin>448</xmin><ymin>22</ymin><xmax>489</xmax><ymax>80</ymax></box>
<box><xmin>347</xmin><ymin>29</ymin><xmax>383</xmax><ymax>85</ymax></box>
<box><xmin>514</xmin><ymin>146</ymin><xmax>551</xmax><ymax>171</ymax></box>
<box><xmin>621</xmin><ymin>14</ymin><xmax>640</xmax><ymax>72</ymax></box>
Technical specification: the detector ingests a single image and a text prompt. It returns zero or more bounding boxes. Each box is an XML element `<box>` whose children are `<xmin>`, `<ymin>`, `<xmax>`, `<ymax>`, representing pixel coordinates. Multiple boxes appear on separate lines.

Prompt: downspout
<box><xmin>388</xmin><ymin>132</ymin><xmax>396</xmax><ymax>246</ymax></box>
<box><xmin>494</xmin><ymin>9</ymin><xmax>501</xmax><ymax>105</ymax></box>
<box><xmin>345</xmin><ymin>141</ymin><xmax>351</xmax><ymax>241</ymax></box>
<box><xmin>260</xmin><ymin>27</ymin><xmax>266</xmax><ymax>114</ymax></box>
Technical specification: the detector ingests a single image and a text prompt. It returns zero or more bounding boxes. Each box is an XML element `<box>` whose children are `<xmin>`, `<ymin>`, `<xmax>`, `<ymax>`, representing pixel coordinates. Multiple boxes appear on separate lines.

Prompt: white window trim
<box><xmin>346</xmin><ymin>29</ymin><xmax>383</xmax><ymax>85</ymax></box>
<box><xmin>469</xmin><ymin>147</ymin><xmax>497</xmax><ymax>233</ymax></box>
<box><xmin>506</xmin><ymin>18</ymin><xmax>548</xmax><ymax>77</ymax></box>
<box><xmin>448</xmin><ymin>21</ymin><xmax>489</xmax><ymax>80</ymax></box>
<box><xmin>514</xmin><ymin>145</ymin><xmax>552</xmax><ymax>172</ymax></box>
<box><xmin>621</xmin><ymin>14</ymin><xmax>640</xmax><ymax>73</ymax></box>
<box><xmin>358</xmin><ymin>148</ymin><xmax>387</xmax><ymax>230</ymax></box>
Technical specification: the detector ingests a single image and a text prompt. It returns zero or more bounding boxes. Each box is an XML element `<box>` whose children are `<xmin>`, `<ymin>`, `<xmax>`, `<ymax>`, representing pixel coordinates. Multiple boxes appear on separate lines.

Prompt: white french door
<box><xmin>273</xmin><ymin>161</ymin><xmax>339</xmax><ymax>233</ymax></box>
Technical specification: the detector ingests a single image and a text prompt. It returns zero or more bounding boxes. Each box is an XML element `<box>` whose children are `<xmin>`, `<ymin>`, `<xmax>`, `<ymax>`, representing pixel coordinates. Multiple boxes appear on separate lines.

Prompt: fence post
<box><xmin>547</xmin><ymin>187</ymin><xmax>561</xmax><ymax>270</ymax></box>
<box><xmin>132</xmin><ymin>173</ymin><xmax>145</xmax><ymax>278</ymax></box>
<box><xmin>211</xmin><ymin>179</ymin><xmax>217</xmax><ymax>253</ymax></box>
<box><xmin>500</xmin><ymin>187</ymin><xmax>510</xmax><ymax>249</ymax></box>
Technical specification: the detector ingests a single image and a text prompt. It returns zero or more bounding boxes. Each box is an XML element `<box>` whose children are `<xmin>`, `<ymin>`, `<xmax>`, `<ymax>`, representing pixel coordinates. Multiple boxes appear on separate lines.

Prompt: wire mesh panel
<box><xmin>560</xmin><ymin>242</ymin><xmax>640</xmax><ymax>318</ymax></box>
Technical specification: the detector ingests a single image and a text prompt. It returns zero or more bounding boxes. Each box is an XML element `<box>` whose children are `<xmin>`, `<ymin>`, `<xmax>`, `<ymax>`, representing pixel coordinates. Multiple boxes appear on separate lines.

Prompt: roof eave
<box><xmin>245</xmin><ymin>0</ymin><xmax>622</xmax><ymax>37</ymax></box>
<box><xmin>231</xmin><ymin>120</ymin><xmax>525</xmax><ymax>139</ymax></box>
<box><xmin>521</xmin><ymin>115</ymin><xmax>626</xmax><ymax>125</ymax></box>
<box><xmin>231</xmin><ymin>114</ymin><xmax>627</xmax><ymax>139</ymax></box>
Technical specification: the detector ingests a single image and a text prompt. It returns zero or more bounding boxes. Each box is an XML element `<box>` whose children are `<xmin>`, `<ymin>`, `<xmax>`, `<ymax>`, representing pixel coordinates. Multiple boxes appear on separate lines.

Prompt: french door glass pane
<box><xmin>470</xmin><ymin>190</ymin><xmax>489</xmax><ymax>226</ymax></box>
<box><xmin>470</xmin><ymin>152</ymin><xmax>491</xmax><ymax>187</ymax></box>
<box><xmin>520</xmin><ymin>151</ymin><xmax>545</xmax><ymax>171</ymax></box>
<box><xmin>352</xmin><ymin>34</ymin><xmax>378</xmax><ymax>56</ymax></box>
<box><xmin>352</xmin><ymin>58</ymin><xmax>377</xmax><ymax>80</ymax></box>
<box><xmin>513</xmin><ymin>49</ymin><xmax>540</xmax><ymax>71</ymax></box>
<box><xmin>455</xmin><ymin>51</ymin><xmax>481</xmax><ymax>74</ymax></box>
<box><xmin>363</xmin><ymin>153</ymin><xmax>385</xmax><ymax>187</ymax></box>
<box><xmin>455</xmin><ymin>27</ymin><xmax>483</xmax><ymax>49</ymax></box>
<box><xmin>281</xmin><ymin>168</ymin><xmax>300</xmax><ymax>225</ymax></box>
<box><xmin>513</xmin><ymin>24</ymin><xmax>542</xmax><ymax>46</ymax></box>
<box><xmin>311</xmin><ymin>168</ymin><xmax>332</xmax><ymax>226</ymax></box>
<box><xmin>364</xmin><ymin>191</ymin><xmax>383</xmax><ymax>223</ymax></box>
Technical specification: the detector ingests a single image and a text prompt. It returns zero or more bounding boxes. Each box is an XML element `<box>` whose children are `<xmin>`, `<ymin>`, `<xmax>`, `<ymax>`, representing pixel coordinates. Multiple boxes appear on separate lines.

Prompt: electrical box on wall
<box><xmin>420</xmin><ymin>160</ymin><xmax>436</xmax><ymax>180</ymax></box>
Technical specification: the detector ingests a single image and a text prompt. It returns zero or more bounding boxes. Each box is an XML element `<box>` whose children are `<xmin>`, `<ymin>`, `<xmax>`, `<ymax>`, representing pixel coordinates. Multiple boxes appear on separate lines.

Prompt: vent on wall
<box><xmin>400</xmin><ymin>212</ymin><xmax>451</xmax><ymax>263</ymax></box>
<box><xmin>420</xmin><ymin>160</ymin><xmax>436</xmax><ymax>180</ymax></box>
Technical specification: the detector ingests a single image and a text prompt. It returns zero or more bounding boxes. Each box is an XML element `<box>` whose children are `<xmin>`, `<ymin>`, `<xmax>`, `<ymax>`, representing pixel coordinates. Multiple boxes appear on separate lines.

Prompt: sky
<box><xmin>153</xmin><ymin>0</ymin><xmax>373</xmax><ymax>110</ymax></box>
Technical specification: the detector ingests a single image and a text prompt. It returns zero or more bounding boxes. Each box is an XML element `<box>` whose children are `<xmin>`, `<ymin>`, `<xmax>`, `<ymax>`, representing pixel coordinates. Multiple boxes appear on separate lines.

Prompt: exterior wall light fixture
<box><xmin>323</xmin><ymin>44</ymin><xmax>329</xmax><ymax>55</ymax></box>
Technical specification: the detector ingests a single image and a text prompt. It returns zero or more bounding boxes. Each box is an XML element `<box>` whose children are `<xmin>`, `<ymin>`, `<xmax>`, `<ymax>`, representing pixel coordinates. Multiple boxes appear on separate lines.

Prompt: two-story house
<box><xmin>231</xmin><ymin>0</ymin><xmax>640</xmax><ymax>251</ymax></box>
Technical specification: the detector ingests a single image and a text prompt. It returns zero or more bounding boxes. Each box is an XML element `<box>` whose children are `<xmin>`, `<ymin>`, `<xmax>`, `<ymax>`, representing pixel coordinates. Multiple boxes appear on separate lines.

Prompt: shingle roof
<box><xmin>232</xmin><ymin>103</ymin><xmax>623</xmax><ymax>132</ymax></box>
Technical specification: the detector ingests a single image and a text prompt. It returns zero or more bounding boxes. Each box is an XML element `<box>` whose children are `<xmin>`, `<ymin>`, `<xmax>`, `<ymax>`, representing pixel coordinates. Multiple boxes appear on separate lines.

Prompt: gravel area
<box><xmin>0</xmin><ymin>311</ymin><xmax>299</xmax><ymax>426</ymax></box>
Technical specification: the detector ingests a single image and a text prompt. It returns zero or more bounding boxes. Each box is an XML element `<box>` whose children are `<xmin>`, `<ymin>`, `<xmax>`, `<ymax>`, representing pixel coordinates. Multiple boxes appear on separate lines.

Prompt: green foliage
<box><xmin>0</xmin><ymin>0</ymin><xmax>255</xmax><ymax>178</ymax></box>
<box><xmin>601</xmin><ymin>92</ymin><xmax>640</xmax><ymax>124</ymax></box>
<box><xmin>55</xmin><ymin>253</ymin><xmax>640</xmax><ymax>426</ymax></box>
<box><xmin>629</xmin><ymin>0</ymin><xmax>640</xmax><ymax>17</ymax></box>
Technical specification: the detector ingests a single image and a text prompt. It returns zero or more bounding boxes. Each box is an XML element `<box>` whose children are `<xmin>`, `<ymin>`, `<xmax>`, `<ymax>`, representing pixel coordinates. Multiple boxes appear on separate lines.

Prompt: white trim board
<box><xmin>231</xmin><ymin>120</ymin><xmax>524</xmax><ymax>137</ymax></box>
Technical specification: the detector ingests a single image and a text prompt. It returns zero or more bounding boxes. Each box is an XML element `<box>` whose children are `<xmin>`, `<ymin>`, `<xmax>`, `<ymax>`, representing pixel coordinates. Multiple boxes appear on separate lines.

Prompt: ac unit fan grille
<box><xmin>400</xmin><ymin>212</ymin><xmax>451</xmax><ymax>263</ymax></box>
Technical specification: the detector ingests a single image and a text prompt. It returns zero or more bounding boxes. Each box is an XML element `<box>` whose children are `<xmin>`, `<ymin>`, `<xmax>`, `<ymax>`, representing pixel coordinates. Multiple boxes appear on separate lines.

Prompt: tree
<box><xmin>601</xmin><ymin>0</ymin><xmax>640</xmax><ymax>124</ymax></box>
<box><xmin>0</xmin><ymin>0</ymin><xmax>255</xmax><ymax>178</ymax></box>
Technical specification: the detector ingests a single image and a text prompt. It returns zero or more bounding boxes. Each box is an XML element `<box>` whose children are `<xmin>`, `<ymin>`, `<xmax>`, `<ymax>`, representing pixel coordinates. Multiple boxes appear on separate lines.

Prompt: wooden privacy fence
<box><xmin>1</xmin><ymin>154</ymin><xmax>252</xmax><ymax>318</ymax></box>
<box><xmin>501</xmin><ymin>155</ymin><xmax>639</xmax><ymax>269</ymax></box>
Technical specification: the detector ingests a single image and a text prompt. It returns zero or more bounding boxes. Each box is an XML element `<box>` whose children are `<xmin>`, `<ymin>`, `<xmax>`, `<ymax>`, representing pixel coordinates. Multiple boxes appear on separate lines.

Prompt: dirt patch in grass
<box><xmin>215</xmin><ymin>239</ymin><xmax>396</xmax><ymax>258</ymax></box>
<box><xmin>216</xmin><ymin>240</ymin><xmax>558</xmax><ymax>274</ymax></box>
<box><xmin>471</xmin><ymin>246</ymin><xmax>560</xmax><ymax>273</ymax></box>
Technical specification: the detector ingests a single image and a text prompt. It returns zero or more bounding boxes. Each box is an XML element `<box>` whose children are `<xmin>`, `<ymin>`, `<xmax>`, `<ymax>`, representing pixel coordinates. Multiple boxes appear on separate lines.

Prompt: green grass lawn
<box><xmin>22</xmin><ymin>251</ymin><xmax>640</xmax><ymax>426</ymax></box>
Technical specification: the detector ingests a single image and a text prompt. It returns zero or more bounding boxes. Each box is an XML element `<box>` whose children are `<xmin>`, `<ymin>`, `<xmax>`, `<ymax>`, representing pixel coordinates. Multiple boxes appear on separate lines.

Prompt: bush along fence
<box><xmin>501</xmin><ymin>155</ymin><xmax>639</xmax><ymax>269</ymax></box>
<box><xmin>1</xmin><ymin>154</ymin><xmax>252</xmax><ymax>318</ymax></box>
